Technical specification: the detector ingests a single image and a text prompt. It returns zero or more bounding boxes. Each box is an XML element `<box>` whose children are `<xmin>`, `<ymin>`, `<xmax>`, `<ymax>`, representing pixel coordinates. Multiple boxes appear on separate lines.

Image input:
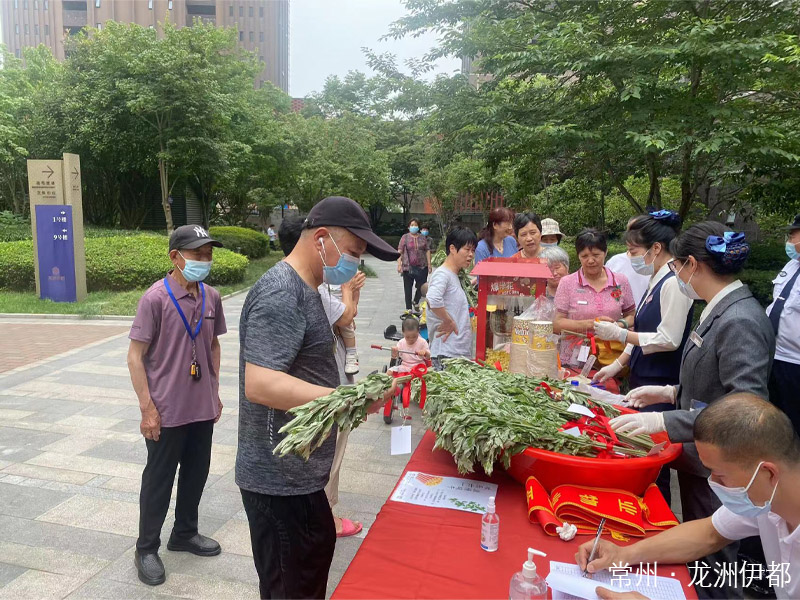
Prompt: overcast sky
<box><xmin>289</xmin><ymin>0</ymin><xmax>462</xmax><ymax>97</ymax></box>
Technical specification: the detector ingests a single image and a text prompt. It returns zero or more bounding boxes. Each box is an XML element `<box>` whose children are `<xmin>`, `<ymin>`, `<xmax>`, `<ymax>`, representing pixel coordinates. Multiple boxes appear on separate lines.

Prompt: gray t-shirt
<box><xmin>236</xmin><ymin>261</ymin><xmax>339</xmax><ymax>496</ymax></box>
<box><xmin>426</xmin><ymin>266</ymin><xmax>473</xmax><ymax>358</ymax></box>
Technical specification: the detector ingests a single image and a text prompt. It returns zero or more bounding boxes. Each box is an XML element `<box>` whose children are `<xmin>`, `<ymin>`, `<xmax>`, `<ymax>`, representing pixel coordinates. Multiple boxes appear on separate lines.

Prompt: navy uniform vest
<box><xmin>629</xmin><ymin>272</ymin><xmax>694</xmax><ymax>388</ymax></box>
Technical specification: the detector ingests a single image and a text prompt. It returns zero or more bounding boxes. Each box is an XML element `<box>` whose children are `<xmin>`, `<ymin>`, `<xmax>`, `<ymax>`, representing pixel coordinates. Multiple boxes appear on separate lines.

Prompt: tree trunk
<box><xmin>679</xmin><ymin>143</ymin><xmax>693</xmax><ymax>219</ymax></box>
<box><xmin>606</xmin><ymin>163</ymin><xmax>644</xmax><ymax>213</ymax></box>
<box><xmin>646</xmin><ymin>153</ymin><xmax>662</xmax><ymax>209</ymax></box>
<box><xmin>158</xmin><ymin>157</ymin><xmax>174</xmax><ymax>233</ymax></box>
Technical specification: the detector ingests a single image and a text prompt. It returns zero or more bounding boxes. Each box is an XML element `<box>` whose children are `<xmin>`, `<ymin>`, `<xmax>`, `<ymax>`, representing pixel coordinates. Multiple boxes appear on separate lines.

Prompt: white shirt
<box><xmin>624</xmin><ymin>264</ymin><xmax>694</xmax><ymax>356</ymax></box>
<box><xmin>712</xmin><ymin>507</ymin><xmax>799</xmax><ymax>600</ymax></box>
<box><xmin>606</xmin><ymin>253</ymin><xmax>650</xmax><ymax>307</ymax></box>
<box><xmin>698</xmin><ymin>280</ymin><xmax>744</xmax><ymax>326</ymax></box>
<box><xmin>267</xmin><ymin>227</ymin><xmax>277</xmax><ymax>241</ymax></box>
<box><xmin>426</xmin><ymin>266</ymin><xmax>473</xmax><ymax>359</ymax></box>
<box><xmin>766</xmin><ymin>259</ymin><xmax>800</xmax><ymax>366</ymax></box>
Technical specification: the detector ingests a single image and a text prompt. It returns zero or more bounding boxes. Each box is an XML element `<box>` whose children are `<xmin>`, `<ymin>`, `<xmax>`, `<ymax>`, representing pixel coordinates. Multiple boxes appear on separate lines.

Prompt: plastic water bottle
<box><xmin>480</xmin><ymin>496</ymin><xmax>499</xmax><ymax>552</ymax></box>
<box><xmin>509</xmin><ymin>548</ymin><xmax>548</xmax><ymax>600</ymax></box>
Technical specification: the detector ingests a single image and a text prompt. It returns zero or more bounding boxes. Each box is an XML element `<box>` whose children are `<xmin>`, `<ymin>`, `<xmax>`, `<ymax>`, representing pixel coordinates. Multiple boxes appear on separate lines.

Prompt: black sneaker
<box><xmin>166</xmin><ymin>533</ymin><xmax>221</xmax><ymax>557</ymax></box>
<box><xmin>134</xmin><ymin>550</ymin><xmax>165</xmax><ymax>586</ymax></box>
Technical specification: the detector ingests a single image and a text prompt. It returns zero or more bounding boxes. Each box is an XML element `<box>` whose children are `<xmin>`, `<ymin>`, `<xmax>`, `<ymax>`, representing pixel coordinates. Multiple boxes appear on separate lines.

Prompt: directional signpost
<box><xmin>27</xmin><ymin>155</ymin><xmax>87</xmax><ymax>302</ymax></box>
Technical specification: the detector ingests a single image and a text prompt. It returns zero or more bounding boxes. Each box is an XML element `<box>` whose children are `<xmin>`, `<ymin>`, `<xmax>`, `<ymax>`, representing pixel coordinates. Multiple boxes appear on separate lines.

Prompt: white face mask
<box><xmin>708</xmin><ymin>461</ymin><xmax>778</xmax><ymax>518</ymax></box>
<box><xmin>675</xmin><ymin>262</ymin><xmax>702</xmax><ymax>300</ymax></box>
<box><xmin>630</xmin><ymin>249</ymin><xmax>654</xmax><ymax>276</ymax></box>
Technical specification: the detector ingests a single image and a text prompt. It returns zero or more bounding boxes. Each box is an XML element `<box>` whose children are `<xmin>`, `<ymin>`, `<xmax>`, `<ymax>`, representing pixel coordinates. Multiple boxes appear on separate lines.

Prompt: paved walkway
<box><xmin>0</xmin><ymin>256</ymin><xmax>422</xmax><ymax>599</ymax></box>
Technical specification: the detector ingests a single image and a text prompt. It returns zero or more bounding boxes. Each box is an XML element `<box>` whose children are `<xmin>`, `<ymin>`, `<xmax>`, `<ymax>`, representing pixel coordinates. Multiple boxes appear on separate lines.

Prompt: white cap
<box><xmin>523</xmin><ymin>548</ymin><xmax>547</xmax><ymax>578</ymax></box>
<box><xmin>487</xmin><ymin>496</ymin><xmax>496</xmax><ymax>512</ymax></box>
<box><xmin>540</xmin><ymin>218</ymin><xmax>563</xmax><ymax>240</ymax></box>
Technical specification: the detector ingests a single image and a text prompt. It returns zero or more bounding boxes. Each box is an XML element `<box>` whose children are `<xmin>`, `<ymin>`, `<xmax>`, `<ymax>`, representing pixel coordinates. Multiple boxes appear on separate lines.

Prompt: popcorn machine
<box><xmin>470</xmin><ymin>257</ymin><xmax>552</xmax><ymax>362</ymax></box>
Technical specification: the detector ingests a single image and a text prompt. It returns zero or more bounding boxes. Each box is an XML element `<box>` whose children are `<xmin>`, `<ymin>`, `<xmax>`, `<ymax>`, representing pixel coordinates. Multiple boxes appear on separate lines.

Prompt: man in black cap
<box><xmin>768</xmin><ymin>213</ymin><xmax>800</xmax><ymax>432</ymax></box>
<box><xmin>237</xmin><ymin>197</ymin><xmax>400</xmax><ymax>599</ymax></box>
<box><xmin>127</xmin><ymin>224</ymin><xmax>227</xmax><ymax>585</ymax></box>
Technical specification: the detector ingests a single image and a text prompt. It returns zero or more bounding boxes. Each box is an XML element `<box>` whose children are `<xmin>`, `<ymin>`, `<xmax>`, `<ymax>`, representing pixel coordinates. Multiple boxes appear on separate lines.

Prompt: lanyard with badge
<box><xmin>164</xmin><ymin>277</ymin><xmax>205</xmax><ymax>381</ymax></box>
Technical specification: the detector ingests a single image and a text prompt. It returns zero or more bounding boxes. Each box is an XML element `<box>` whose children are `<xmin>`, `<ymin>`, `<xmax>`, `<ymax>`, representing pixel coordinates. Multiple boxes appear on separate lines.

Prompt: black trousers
<box><xmin>240</xmin><ymin>488</ymin><xmax>336</xmax><ymax>600</ymax></box>
<box><xmin>402</xmin><ymin>268</ymin><xmax>428</xmax><ymax>309</ymax></box>
<box><xmin>137</xmin><ymin>419</ymin><xmax>214</xmax><ymax>553</ymax></box>
<box><xmin>769</xmin><ymin>359</ymin><xmax>800</xmax><ymax>432</ymax></box>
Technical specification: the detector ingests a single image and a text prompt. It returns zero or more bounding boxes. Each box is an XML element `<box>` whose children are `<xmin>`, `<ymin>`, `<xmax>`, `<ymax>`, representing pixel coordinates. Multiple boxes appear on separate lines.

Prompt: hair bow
<box><xmin>649</xmin><ymin>209</ymin><xmax>676</xmax><ymax>221</ymax></box>
<box><xmin>706</xmin><ymin>231</ymin><xmax>746</xmax><ymax>254</ymax></box>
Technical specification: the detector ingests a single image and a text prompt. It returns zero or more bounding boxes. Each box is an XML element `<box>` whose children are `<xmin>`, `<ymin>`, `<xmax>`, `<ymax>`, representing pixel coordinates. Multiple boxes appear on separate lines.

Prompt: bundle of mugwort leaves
<box><xmin>274</xmin><ymin>359</ymin><xmax>654</xmax><ymax>470</ymax></box>
<box><xmin>416</xmin><ymin>359</ymin><xmax>655</xmax><ymax>475</ymax></box>
<box><xmin>273</xmin><ymin>372</ymin><xmax>394</xmax><ymax>460</ymax></box>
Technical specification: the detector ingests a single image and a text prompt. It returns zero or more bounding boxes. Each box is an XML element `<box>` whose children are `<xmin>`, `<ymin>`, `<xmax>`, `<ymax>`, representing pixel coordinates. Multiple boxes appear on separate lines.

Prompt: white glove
<box><xmin>592</xmin><ymin>359</ymin><xmax>624</xmax><ymax>383</ymax></box>
<box><xmin>593</xmin><ymin>320</ymin><xmax>628</xmax><ymax>344</ymax></box>
<box><xmin>624</xmin><ymin>385</ymin><xmax>677</xmax><ymax>408</ymax></box>
<box><xmin>609</xmin><ymin>412</ymin><xmax>666</xmax><ymax>437</ymax></box>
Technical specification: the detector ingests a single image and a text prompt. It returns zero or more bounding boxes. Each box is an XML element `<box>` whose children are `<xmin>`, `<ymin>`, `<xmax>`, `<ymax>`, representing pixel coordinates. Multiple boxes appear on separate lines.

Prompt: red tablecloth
<box><xmin>333</xmin><ymin>431</ymin><xmax>696</xmax><ymax>600</ymax></box>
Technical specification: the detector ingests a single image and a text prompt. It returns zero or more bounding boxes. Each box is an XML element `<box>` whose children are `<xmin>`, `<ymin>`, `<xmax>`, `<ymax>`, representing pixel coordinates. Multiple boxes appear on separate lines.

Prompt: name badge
<box><xmin>645</xmin><ymin>295</ymin><xmax>654</xmax><ymax>304</ymax></box>
<box><xmin>577</xmin><ymin>300</ymin><xmax>589</xmax><ymax>306</ymax></box>
<box><xmin>690</xmin><ymin>331</ymin><xmax>703</xmax><ymax>348</ymax></box>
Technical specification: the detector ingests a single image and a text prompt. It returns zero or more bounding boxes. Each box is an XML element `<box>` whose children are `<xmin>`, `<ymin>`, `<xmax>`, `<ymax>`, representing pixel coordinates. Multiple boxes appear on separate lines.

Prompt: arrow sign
<box><xmin>62</xmin><ymin>229</ymin><xmax>68</xmax><ymax>233</ymax></box>
<box><xmin>72</xmin><ymin>167</ymin><xmax>79</xmax><ymax>180</ymax></box>
<box><xmin>43</xmin><ymin>165</ymin><xmax>55</xmax><ymax>179</ymax></box>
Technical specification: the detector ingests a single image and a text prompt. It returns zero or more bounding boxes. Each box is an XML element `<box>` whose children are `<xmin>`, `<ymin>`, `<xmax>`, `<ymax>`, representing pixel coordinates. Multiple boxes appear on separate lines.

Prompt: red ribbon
<box><xmin>403</xmin><ymin>363</ymin><xmax>428</xmax><ymax>410</ymax></box>
<box><xmin>536</xmin><ymin>381</ymin><xmax>555</xmax><ymax>398</ymax></box>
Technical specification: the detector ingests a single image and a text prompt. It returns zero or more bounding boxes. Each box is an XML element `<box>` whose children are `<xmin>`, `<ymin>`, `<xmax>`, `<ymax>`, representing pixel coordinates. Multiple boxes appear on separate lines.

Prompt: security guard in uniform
<box><xmin>768</xmin><ymin>213</ymin><xmax>800</xmax><ymax>432</ymax></box>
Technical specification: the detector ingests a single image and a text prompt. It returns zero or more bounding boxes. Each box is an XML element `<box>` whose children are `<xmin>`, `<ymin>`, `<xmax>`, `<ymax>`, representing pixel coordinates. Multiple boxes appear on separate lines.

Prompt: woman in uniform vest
<box><xmin>591</xmin><ymin>210</ymin><xmax>694</xmax><ymax>502</ymax></box>
<box><xmin>609</xmin><ymin>221</ymin><xmax>775</xmax><ymax>600</ymax></box>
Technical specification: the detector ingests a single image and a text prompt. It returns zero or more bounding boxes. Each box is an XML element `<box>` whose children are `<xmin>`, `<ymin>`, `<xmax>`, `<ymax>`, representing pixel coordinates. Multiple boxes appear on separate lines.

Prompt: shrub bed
<box><xmin>209</xmin><ymin>226</ymin><xmax>269</xmax><ymax>259</ymax></box>
<box><xmin>0</xmin><ymin>236</ymin><xmax>248</xmax><ymax>291</ymax></box>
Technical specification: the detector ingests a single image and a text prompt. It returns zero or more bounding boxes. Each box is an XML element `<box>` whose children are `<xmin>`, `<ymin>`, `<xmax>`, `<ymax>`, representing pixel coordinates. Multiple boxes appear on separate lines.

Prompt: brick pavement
<box><xmin>0</xmin><ymin>323</ymin><xmax>130</xmax><ymax>374</ymax></box>
<box><xmin>0</xmin><ymin>256</ymin><xmax>419</xmax><ymax>599</ymax></box>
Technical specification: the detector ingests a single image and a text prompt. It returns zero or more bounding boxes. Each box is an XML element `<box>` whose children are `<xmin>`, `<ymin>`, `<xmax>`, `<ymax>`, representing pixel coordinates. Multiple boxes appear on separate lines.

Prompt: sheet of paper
<box><xmin>547</xmin><ymin>561</ymin><xmax>687</xmax><ymax>600</ymax></box>
<box><xmin>563</xmin><ymin>426</ymin><xmax>583</xmax><ymax>438</ymax></box>
<box><xmin>390</xmin><ymin>471</ymin><xmax>498</xmax><ymax>514</ymax></box>
<box><xmin>390</xmin><ymin>425</ymin><xmax>412</xmax><ymax>455</ymax></box>
<box><xmin>567</xmin><ymin>403</ymin><xmax>596</xmax><ymax>418</ymax></box>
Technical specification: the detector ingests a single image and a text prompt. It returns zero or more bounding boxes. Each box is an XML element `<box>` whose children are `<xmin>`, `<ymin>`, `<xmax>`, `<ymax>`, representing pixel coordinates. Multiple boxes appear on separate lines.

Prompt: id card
<box><xmin>689</xmin><ymin>331</ymin><xmax>703</xmax><ymax>348</ymax></box>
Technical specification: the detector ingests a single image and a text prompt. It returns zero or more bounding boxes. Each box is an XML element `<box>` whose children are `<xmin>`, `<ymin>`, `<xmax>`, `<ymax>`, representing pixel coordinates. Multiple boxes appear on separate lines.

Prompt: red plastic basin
<box><xmin>504</xmin><ymin>413</ymin><xmax>682</xmax><ymax>495</ymax></box>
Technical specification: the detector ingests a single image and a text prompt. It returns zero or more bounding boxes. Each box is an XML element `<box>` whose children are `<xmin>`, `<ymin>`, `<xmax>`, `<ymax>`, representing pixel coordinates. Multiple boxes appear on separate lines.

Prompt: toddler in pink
<box><xmin>392</xmin><ymin>317</ymin><xmax>430</xmax><ymax>371</ymax></box>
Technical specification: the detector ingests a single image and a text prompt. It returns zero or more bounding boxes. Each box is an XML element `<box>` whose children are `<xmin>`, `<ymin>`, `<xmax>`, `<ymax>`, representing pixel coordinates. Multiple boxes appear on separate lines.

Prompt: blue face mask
<box><xmin>409</xmin><ymin>226</ymin><xmax>420</xmax><ymax>234</ymax></box>
<box><xmin>540</xmin><ymin>242</ymin><xmax>558</xmax><ymax>248</ymax></box>
<box><xmin>178</xmin><ymin>252</ymin><xmax>212</xmax><ymax>282</ymax></box>
<box><xmin>319</xmin><ymin>235</ymin><xmax>359</xmax><ymax>285</ymax></box>
<box><xmin>708</xmin><ymin>461</ymin><xmax>778</xmax><ymax>518</ymax></box>
<box><xmin>421</xmin><ymin>230</ymin><xmax>429</xmax><ymax>236</ymax></box>
<box><xmin>786</xmin><ymin>241</ymin><xmax>799</xmax><ymax>261</ymax></box>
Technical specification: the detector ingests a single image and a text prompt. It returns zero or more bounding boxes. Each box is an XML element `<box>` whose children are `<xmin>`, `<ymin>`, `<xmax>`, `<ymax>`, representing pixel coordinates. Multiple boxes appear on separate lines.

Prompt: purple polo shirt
<box><xmin>129</xmin><ymin>272</ymin><xmax>226</xmax><ymax>427</ymax></box>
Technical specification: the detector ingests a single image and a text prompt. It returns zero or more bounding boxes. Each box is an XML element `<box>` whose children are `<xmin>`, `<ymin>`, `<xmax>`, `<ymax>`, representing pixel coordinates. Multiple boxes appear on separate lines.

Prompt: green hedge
<box><xmin>209</xmin><ymin>226</ymin><xmax>269</xmax><ymax>259</ymax></box>
<box><xmin>0</xmin><ymin>236</ymin><xmax>248</xmax><ymax>291</ymax></box>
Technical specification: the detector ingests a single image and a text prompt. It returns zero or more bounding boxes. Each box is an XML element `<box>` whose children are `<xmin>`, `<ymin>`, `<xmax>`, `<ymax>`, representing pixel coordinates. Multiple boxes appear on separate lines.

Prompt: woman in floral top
<box><xmin>397</xmin><ymin>219</ymin><xmax>432</xmax><ymax>311</ymax></box>
<box><xmin>554</xmin><ymin>228</ymin><xmax>635</xmax><ymax>366</ymax></box>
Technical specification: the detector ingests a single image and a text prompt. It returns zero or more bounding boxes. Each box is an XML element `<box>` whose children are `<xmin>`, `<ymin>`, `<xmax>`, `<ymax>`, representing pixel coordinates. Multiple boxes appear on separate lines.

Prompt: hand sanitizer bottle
<box><xmin>509</xmin><ymin>548</ymin><xmax>548</xmax><ymax>600</ymax></box>
<box><xmin>480</xmin><ymin>496</ymin><xmax>499</xmax><ymax>552</ymax></box>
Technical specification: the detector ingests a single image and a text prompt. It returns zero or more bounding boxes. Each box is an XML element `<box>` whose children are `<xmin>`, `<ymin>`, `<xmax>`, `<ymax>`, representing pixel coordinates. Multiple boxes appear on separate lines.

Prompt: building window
<box><xmin>259</xmin><ymin>55</ymin><xmax>263</xmax><ymax>62</ymax></box>
<box><xmin>148</xmin><ymin>0</ymin><xmax>153</xmax><ymax>8</ymax></box>
<box><xmin>44</xmin><ymin>0</ymin><xmax>48</xmax><ymax>9</ymax></box>
<box><xmin>229</xmin><ymin>5</ymin><xmax>233</xmax><ymax>16</ymax></box>
<box><xmin>25</xmin><ymin>24</ymin><xmax>29</xmax><ymax>35</ymax></box>
<box><xmin>239</xmin><ymin>6</ymin><xmax>243</xmax><ymax>16</ymax></box>
<box><xmin>239</xmin><ymin>31</ymin><xmax>243</xmax><ymax>41</ymax></box>
<box><xmin>34</xmin><ymin>0</ymin><xmax>38</xmax><ymax>9</ymax></box>
<box><xmin>23</xmin><ymin>0</ymin><xmax>28</xmax><ymax>8</ymax></box>
<box><xmin>44</xmin><ymin>23</ymin><xmax>49</xmax><ymax>35</ymax></box>
<box><xmin>15</xmin><ymin>49</ymin><xmax>21</xmax><ymax>58</ymax></box>
<box><xmin>35</xmin><ymin>24</ymin><xmax>39</xmax><ymax>35</ymax></box>
<box><xmin>259</xmin><ymin>6</ymin><xmax>263</xmax><ymax>17</ymax></box>
<box><xmin>168</xmin><ymin>0</ymin><xmax>173</xmax><ymax>9</ymax></box>
<box><xmin>248</xmin><ymin>5</ymin><xmax>253</xmax><ymax>17</ymax></box>
<box><xmin>96</xmin><ymin>22</ymin><xmax>102</xmax><ymax>30</ymax></box>
<box><xmin>149</xmin><ymin>24</ymin><xmax>154</xmax><ymax>29</ymax></box>
<box><xmin>14</xmin><ymin>0</ymin><xmax>18</xmax><ymax>9</ymax></box>
<box><xmin>259</xmin><ymin>31</ymin><xmax>264</xmax><ymax>42</ymax></box>
<box><xmin>95</xmin><ymin>0</ymin><xmax>100</xmax><ymax>7</ymax></box>
<box><xmin>249</xmin><ymin>31</ymin><xmax>254</xmax><ymax>42</ymax></box>
<box><xmin>15</xmin><ymin>24</ymin><xmax>20</xmax><ymax>34</ymax></box>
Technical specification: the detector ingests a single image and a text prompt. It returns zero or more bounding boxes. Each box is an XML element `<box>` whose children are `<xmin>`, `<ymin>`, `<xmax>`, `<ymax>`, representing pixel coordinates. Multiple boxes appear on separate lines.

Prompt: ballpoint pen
<box><xmin>583</xmin><ymin>517</ymin><xmax>607</xmax><ymax>578</ymax></box>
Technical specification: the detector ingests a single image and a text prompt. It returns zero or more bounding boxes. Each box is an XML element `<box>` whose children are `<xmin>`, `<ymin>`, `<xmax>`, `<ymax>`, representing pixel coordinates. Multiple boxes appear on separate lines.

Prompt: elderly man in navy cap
<box><xmin>236</xmin><ymin>197</ymin><xmax>400</xmax><ymax>599</ymax></box>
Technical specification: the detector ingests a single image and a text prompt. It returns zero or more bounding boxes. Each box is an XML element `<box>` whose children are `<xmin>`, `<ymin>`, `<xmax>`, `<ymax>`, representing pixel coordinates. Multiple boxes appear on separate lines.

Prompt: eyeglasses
<box><xmin>667</xmin><ymin>259</ymin><xmax>679</xmax><ymax>274</ymax></box>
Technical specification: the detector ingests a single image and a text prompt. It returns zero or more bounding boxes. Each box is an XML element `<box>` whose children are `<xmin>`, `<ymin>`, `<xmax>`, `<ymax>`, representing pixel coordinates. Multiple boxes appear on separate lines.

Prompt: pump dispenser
<box><xmin>509</xmin><ymin>548</ymin><xmax>548</xmax><ymax>600</ymax></box>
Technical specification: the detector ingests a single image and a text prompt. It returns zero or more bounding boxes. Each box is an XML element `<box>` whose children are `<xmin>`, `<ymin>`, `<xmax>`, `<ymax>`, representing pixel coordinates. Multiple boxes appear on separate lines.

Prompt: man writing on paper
<box><xmin>575</xmin><ymin>394</ymin><xmax>799</xmax><ymax>600</ymax></box>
